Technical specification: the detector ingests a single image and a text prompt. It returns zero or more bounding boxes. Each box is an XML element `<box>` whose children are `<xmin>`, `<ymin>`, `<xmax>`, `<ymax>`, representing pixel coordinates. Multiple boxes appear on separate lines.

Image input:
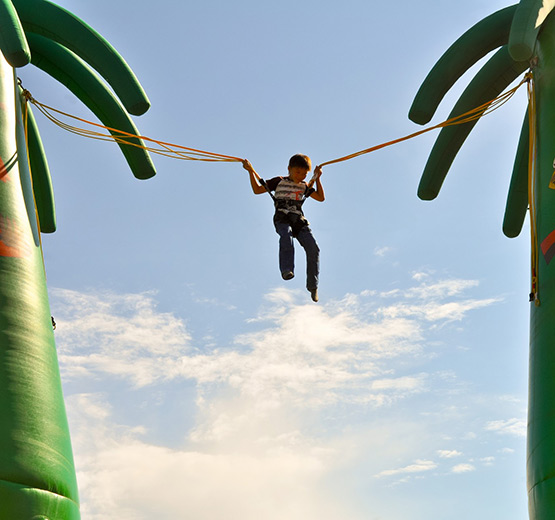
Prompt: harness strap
<box><xmin>258</xmin><ymin>177</ymin><xmax>276</xmax><ymax>202</ymax></box>
<box><xmin>260</xmin><ymin>176</ymin><xmax>314</xmax><ymax>208</ymax></box>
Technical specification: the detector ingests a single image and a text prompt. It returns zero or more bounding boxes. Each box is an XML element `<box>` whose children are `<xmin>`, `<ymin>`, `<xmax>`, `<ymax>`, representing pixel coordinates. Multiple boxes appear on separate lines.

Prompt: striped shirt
<box><xmin>265</xmin><ymin>177</ymin><xmax>315</xmax><ymax>219</ymax></box>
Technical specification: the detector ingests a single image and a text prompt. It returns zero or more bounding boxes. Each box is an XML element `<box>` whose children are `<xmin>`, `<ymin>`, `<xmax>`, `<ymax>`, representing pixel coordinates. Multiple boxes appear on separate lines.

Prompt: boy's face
<box><xmin>288</xmin><ymin>166</ymin><xmax>310</xmax><ymax>183</ymax></box>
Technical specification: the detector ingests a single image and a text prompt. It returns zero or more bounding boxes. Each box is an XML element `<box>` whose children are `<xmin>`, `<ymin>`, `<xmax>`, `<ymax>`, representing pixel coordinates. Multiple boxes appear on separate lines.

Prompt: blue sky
<box><xmin>20</xmin><ymin>0</ymin><xmax>531</xmax><ymax>518</ymax></box>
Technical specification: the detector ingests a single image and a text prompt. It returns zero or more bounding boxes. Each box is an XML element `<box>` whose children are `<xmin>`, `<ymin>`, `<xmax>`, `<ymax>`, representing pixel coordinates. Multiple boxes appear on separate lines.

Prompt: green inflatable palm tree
<box><xmin>0</xmin><ymin>0</ymin><xmax>155</xmax><ymax>518</ymax></box>
<box><xmin>409</xmin><ymin>2</ymin><xmax>555</xmax><ymax>518</ymax></box>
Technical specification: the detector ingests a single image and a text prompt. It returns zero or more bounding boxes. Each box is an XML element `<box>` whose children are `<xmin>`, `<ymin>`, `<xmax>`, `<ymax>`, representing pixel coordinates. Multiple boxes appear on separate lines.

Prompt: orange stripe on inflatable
<box><xmin>540</xmin><ymin>230</ymin><xmax>555</xmax><ymax>255</ymax></box>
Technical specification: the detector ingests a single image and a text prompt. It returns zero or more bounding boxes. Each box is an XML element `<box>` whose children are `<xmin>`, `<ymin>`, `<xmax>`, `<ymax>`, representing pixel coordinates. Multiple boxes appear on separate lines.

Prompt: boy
<box><xmin>242</xmin><ymin>154</ymin><xmax>325</xmax><ymax>302</ymax></box>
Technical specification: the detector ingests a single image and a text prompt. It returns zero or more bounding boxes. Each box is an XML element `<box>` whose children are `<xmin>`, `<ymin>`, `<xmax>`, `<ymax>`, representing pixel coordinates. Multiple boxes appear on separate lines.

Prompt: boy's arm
<box><xmin>242</xmin><ymin>159</ymin><xmax>267</xmax><ymax>195</ymax></box>
<box><xmin>310</xmin><ymin>166</ymin><xmax>325</xmax><ymax>202</ymax></box>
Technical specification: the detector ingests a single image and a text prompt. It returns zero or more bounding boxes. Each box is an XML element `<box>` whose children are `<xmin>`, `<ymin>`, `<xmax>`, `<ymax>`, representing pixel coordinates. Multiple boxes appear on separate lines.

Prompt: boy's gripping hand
<box><xmin>310</xmin><ymin>165</ymin><xmax>325</xmax><ymax>201</ymax></box>
<box><xmin>242</xmin><ymin>159</ymin><xmax>255</xmax><ymax>174</ymax></box>
<box><xmin>243</xmin><ymin>159</ymin><xmax>267</xmax><ymax>195</ymax></box>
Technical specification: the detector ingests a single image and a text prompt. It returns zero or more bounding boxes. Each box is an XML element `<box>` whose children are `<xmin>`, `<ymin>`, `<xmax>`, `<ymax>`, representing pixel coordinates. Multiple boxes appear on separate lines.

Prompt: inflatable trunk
<box><xmin>0</xmin><ymin>54</ymin><xmax>79</xmax><ymax>519</ymax></box>
<box><xmin>409</xmin><ymin>3</ymin><xmax>555</xmax><ymax>518</ymax></box>
<box><xmin>526</xmin><ymin>12</ymin><xmax>555</xmax><ymax>518</ymax></box>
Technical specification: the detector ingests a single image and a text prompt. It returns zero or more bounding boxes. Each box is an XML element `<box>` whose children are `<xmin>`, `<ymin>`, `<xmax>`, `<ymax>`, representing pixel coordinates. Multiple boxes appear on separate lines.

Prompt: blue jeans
<box><xmin>274</xmin><ymin>220</ymin><xmax>320</xmax><ymax>290</ymax></box>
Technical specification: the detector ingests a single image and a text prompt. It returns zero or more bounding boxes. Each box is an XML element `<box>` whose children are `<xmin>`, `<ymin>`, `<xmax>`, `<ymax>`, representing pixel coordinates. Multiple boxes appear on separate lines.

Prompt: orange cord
<box><xmin>20</xmin><ymin>74</ymin><xmax>529</xmax><ymax>170</ymax></box>
<box><xmin>318</xmin><ymin>75</ymin><xmax>529</xmax><ymax>168</ymax></box>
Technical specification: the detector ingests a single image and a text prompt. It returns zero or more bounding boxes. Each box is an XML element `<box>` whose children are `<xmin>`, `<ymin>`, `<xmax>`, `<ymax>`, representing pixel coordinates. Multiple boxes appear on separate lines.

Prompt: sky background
<box><xmin>19</xmin><ymin>1</ymin><xmax>532</xmax><ymax>518</ymax></box>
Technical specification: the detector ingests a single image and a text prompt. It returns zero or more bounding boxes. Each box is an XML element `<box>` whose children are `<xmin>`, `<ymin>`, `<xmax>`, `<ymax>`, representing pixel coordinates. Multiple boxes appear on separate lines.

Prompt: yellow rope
<box><xmin>527</xmin><ymin>72</ymin><xmax>539</xmax><ymax>305</ymax></box>
<box><xmin>21</xmin><ymin>89</ymin><xmax>243</xmax><ymax>164</ymax></box>
<box><xmin>20</xmin><ymin>74</ymin><xmax>529</xmax><ymax>172</ymax></box>
<box><xmin>318</xmin><ymin>75</ymin><xmax>530</xmax><ymax>168</ymax></box>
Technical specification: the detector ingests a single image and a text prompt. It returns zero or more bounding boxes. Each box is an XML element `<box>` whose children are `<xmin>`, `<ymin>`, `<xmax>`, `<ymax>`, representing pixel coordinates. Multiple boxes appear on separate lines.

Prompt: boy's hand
<box><xmin>244</xmin><ymin>159</ymin><xmax>267</xmax><ymax>195</ymax></box>
<box><xmin>242</xmin><ymin>159</ymin><xmax>255</xmax><ymax>174</ymax></box>
<box><xmin>314</xmin><ymin>165</ymin><xmax>323</xmax><ymax>178</ymax></box>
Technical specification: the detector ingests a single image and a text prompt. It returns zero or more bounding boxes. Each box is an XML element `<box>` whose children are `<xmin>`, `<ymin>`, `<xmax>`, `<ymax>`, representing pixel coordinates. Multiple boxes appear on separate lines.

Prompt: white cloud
<box><xmin>53</xmin><ymin>286</ymin><xmax>432</xmax><ymax>407</ymax></box>
<box><xmin>51</xmin><ymin>279</ymin><xmax>505</xmax><ymax>449</ymax></box>
<box><xmin>451</xmin><ymin>463</ymin><xmax>476</xmax><ymax>474</ymax></box>
<box><xmin>52</xmin><ymin>288</ymin><xmax>192</xmax><ymax>386</ymax></box>
<box><xmin>405</xmin><ymin>279</ymin><xmax>479</xmax><ymax>300</ymax></box>
<box><xmin>412</xmin><ymin>271</ymin><xmax>433</xmax><ymax>282</ymax></box>
<box><xmin>372</xmin><ymin>279</ymin><xmax>500</xmax><ymax>323</ymax></box>
<box><xmin>437</xmin><ymin>449</ymin><xmax>462</xmax><ymax>459</ymax></box>
<box><xmin>192</xmin><ymin>295</ymin><xmax>237</xmax><ymax>311</ymax></box>
<box><xmin>50</xmin><ymin>277</ymin><xmax>516</xmax><ymax>518</ymax></box>
<box><xmin>480</xmin><ymin>456</ymin><xmax>495</xmax><ymax>466</ymax></box>
<box><xmin>53</xmin><ymin>277</ymin><xmax>499</xmax><ymax>410</ymax></box>
<box><xmin>485</xmin><ymin>418</ymin><xmax>526</xmax><ymax>437</ymax></box>
<box><xmin>68</xmin><ymin>394</ymin><xmax>364</xmax><ymax>520</ymax></box>
<box><xmin>379</xmin><ymin>298</ymin><xmax>499</xmax><ymax>322</ymax></box>
<box><xmin>375</xmin><ymin>459</ymin><xmax>437</xmax><ymax>478</ymax></box>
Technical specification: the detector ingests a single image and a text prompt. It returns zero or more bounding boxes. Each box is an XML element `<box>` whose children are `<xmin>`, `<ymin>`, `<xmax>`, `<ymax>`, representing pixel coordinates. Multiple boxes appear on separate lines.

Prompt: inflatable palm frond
<box><xmin>0</xmin><ymin>0</ymin><xmax>156</xmax><ymax>181</ymax></box>
<box><xmin>410</xmin><ymin>1</ymin><xmax>554</xmax><ymax>237</ymax></box>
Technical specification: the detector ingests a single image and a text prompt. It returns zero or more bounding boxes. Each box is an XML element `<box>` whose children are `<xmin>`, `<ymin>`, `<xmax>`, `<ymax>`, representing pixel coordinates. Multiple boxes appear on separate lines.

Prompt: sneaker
<box><xmin>282</xmin><ymin>271</ymin><xmax>294</xmax><ymax>280</ymax></box>
<box><xmin>310</xmin><ymin>288</ymin><xmax>319</xmax><ymax>302</ymax></box>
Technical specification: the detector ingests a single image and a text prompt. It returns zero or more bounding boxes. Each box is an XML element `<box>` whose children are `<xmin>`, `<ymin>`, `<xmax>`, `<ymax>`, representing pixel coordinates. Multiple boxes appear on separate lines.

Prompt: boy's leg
<box><xmin>274</xmin><ymin>221</ymin><xmax>295</xmax><ymax>279</ymax></box>
<box><xmin>296</xmin><ymin>226</ymin><xmax>320</xmax><ymax>291</ymax></box>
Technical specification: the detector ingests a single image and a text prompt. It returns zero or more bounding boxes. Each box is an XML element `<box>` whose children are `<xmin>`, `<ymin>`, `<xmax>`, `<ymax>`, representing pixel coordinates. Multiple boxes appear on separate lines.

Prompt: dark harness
<box><xmin>260</xmin><ymin>177</ymin><xmax>315</xmax><ymax>237</ymax></box>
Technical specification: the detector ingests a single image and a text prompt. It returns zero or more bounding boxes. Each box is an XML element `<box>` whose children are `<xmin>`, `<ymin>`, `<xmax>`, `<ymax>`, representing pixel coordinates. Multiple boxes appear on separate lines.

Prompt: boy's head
<box><xmin>288</xmin><ymin>154</ymin><xmax>312</xmax><ymax>171</ymax></box>
<box><xmin>288</xmin><ymin>154</ymin><xmax>311</xmax><ymax>183</ymax></box>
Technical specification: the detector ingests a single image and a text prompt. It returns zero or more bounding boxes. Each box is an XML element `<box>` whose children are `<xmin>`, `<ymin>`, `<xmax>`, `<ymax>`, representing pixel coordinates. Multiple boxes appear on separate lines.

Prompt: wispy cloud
<box><xmin>480</xmin><ymin>456</ymin><xmax>495</xmax><ymax>466</ymax></box>
<box><xmin>375</xmin><ymin>459</ymin><xmax>438</xmax><ymax>478</ymax></box>
<box><xmin>53</xmin><ymin>286</ymin><xmax>431</xmax><ymax>406</ymax></box>
<box><xmin>485</xmin><ymin>418</ymin><xmax>526</xmax><ymax>437</ymax></box>
<box><xmin>68</xmin><ymin>393</ymin><xmax>364</xmax><ymax>520</ymax></box>
<box><xmin>412</xmin><ymin>271</ymin><xmax>433</xmax><ymax>282</ymax></box>
<box><xmin>437</xmin><ymin>449</ymin><xmax>462</xmax><ymax>459</ymax></box>
<box><xmin>50</xmin><ymin>277</ymin><xmax>522</xmax><ymax>518</ymax></box>
<box><xmin>51</xmin><ymin>288</ymin><xmax>193</xmax><ymax>387</ymax></box>
<box><xmin>52</xmin><ymin>277</ymin><xmax>499</xmax><ymax>406</ymax></box>
<box><xmin>451</xmin><ymin>463</ymin><xmax>476</xmax><ymax>474</ymax></box>
<box><xmin>377</xmin><ymin>278</ymin><xmax>500</xmax><ymax>322</ymax></box>
<box><xmin>374</xmin><ymin>246</ymin><xmax>393</xmax><ymax>257</ymax></box>
<box><xmin>379</xmin><ymin>298</ymin><xmax>499</xmax><ymax>322</ymax></box>
<box><xmin>405</xmin><ymin>279</ymin><xmax>479</xmax><ymax>299</ymax></box>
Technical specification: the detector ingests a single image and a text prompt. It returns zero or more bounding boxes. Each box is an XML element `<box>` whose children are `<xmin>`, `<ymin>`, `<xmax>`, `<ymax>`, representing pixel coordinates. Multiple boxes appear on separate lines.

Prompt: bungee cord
<box><xmin>20</xmin><ymin>73</ymin><xmax>530</xmax><ymax>170</ymax></box>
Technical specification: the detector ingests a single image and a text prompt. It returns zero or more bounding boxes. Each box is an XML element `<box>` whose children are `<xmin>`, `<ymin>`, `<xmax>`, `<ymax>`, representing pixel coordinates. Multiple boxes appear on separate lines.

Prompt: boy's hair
<box><xmin>288</xmin><ymin>154</ymin><xmax>312</xmax><ymax>170</ymax></box>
